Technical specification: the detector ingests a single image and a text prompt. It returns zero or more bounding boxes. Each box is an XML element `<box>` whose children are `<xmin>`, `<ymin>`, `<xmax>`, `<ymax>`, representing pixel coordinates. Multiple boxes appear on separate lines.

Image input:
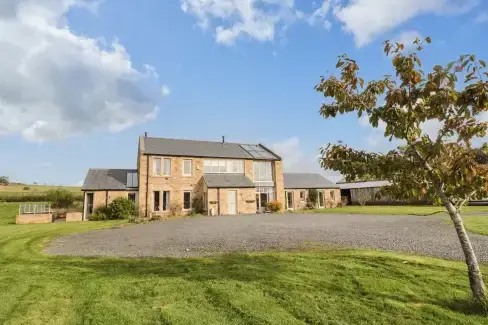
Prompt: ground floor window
<box><xmin>183</xmin><ymin>191</ymin><xmax>192</xmax><ymax>210</ymax></box>
<box><xmin>128</xmin><ymin>193</ymin><xmax>136</xmax><ymax>202</ymax></box>
<box><xmin>300</xmin><ymin>190</ymin><xmax>306</xmax><ymax>200</ymax></box>
<box><xmin>153</xmin><ymin>191</ymin><xmax>160</xmax><ymax>211</ymax></box>
<box><xmin>163</xmin><ymin>191</ymin><xmax>170</xmax><ymax>211</ymax></box>
<box><xmin>330</xmin><ymin>190</ymin><xmax>335</xmax><ymax>201</ymax></box>
<box><xmin>256</xmin><ymin>187</ymin><xmax>275</xmax><ymax>211</ymax></box>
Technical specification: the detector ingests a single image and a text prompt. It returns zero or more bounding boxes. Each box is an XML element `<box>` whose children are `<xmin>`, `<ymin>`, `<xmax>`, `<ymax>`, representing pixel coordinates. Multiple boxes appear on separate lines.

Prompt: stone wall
<box><xmin>66</xmin><ymin>212</ymin><xmax>83</xmax><ymax>222</ymax></box>
<box><xmin>274</xmin><ymin>160</ymin><xmax>285</xmax><ymax>211</ymax></box>
<box><xmin>207</xmin><ymin>188</ymin><xmax>256</xmax><ymax>215</ymax></box>
<box><xmin>16</xmin><ymin>214</ymin><xmax>53</xmax><ymax>224</ymax></box>
<box><xmin>285</xmin><ymin>188</ymin><xmax>341</xmax><ymax>210</ymax></box>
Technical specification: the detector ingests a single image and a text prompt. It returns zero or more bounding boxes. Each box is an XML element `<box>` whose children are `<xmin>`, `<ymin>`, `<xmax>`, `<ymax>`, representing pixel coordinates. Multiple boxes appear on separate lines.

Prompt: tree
<box><xmin>46</xmin><ymin>188</ymin><xmax>75</xmax><ymax>210</ymax></box>
<box><xmin>0</xmin><ymin>176</ymin><xmax>9</xmax><ymax>186</ymax></box>
<box><xmin>315</xmin><ymin>37</ymin><xmax>488</xmax><ymax>301</ymax></box>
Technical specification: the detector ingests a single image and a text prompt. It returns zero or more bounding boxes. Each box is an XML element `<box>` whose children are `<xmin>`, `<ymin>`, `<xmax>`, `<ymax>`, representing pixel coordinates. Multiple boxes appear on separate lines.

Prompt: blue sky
<box><xmin>1</xmin><ymin>0</ymin><xmax>488</xmax><ymax>185</ymax></box>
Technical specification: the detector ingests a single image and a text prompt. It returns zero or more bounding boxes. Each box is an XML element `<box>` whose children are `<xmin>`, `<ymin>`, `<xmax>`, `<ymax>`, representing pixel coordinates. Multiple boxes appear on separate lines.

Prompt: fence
<box><xmin>19</xmin><ymin>203</ymin><xmax>52</xmax><ymax>215</ymax></box>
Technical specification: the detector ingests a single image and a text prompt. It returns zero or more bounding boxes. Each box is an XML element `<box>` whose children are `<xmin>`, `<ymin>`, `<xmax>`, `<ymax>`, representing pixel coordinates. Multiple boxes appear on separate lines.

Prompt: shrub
<box><xmin>169</xmin><ymin>202</ymin><xmax>182</xmax><ymax>217</ymax></box>
<box><xmin>357</xmin><ymin>192</ymin><xmax>370</xmax><ymax>206</ymax></box>
<box><xmin>23</xmin><ymin>186</ymin><xmax>30</xmax><ymax>191</ymax></box>
<box><xmin>107</xmin><ymin>197</ymin><xmax>135</xmax><ymax>220</ymax></box>
<box><xmin>308</xmin><ymin>189</ymin><xmax>318</xmax><ymax>207</ymax></box>
<box><xmin>267</xmin><ymin>200</ymin><xmax>282</xmax><ymax>212</ymax></box>
<box><xmin>89</xmin><ymin>206</ymin><xmax>111</xmax><ymax>221</ymax></box>
<box><xmin>46</xmin><ymin>189</ymin><xmax>75</xmax><ymax>209</ymax></box>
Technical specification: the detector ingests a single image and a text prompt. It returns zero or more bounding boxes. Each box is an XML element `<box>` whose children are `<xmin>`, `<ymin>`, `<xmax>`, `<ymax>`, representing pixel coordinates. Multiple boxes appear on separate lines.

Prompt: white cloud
<box><xmin>180</xmin><ymin>0</ymin><xmax>299</xmax><ymax>45</ymax></box>
<box><xmin>271</xmin><ymin>136</ymin><xmax>341</xmax><ymax>182</ymax></box>
<box><xmin>308</xmin><ymin>0</ymin><xmax>334</xmax><ymax>30</ymax></box>
<box><xmin>475</xmin><ymin>12</ymin><xmax>488</xmax><ymax>23</ymax></box>
<box><xmin>0</xmin><ymin>0</ymin><xmax>160</xmax><ymax>142</ymax></box>
<box><xmin>334</xmin><ymin>0</ymin><xmax>478</xmax><ymax>47</ymax></box>
<box><xmin>161</xmin><ymin>85</ymin><xmax>171</xmax><ymax>97</ymax></box>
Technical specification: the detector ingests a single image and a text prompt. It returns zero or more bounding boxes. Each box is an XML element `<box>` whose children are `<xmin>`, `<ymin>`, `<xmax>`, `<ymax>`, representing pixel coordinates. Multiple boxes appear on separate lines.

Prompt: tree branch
<box><xmin>456</xmin><ymin>190</ymin><xmax>478</xmax><ymax>209</ymax></box>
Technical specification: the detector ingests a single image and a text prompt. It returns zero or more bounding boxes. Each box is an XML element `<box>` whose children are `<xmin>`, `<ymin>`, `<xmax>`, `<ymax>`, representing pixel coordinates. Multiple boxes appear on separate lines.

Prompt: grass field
<box><xmin>299</xmin><ymin>205</ymin><xmax>488</xmax><ymax>216</ymax></box>
<box><xmin>1</xmin><ymin>203</ymin><xmax>488</xmax><ymax>324</ymax></box>
<box><xmin>453</xmin><ymin>216</ymin><xmax>488</xmax><ymax>236</ymax></box>
<box><xmin>0</xmin><ymin>184</ymin><xmax>81</xmax><ymax>197</ymax></box>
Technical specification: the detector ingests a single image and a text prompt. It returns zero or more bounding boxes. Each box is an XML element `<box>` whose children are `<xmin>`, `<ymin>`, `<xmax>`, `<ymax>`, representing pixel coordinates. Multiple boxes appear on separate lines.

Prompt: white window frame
<box><xmin>153</xmin><ymin>191</ymin><xmax>160</xmax><ymax>212</ymax></box>
<box><xmin>204</xmin><ymin>159</ymin><xmax>244</xmax><ymax>174</ymax></box>
<box><xmin>153</xmin><ymin>158</ymin><xmax>161</xmax><ymax>176</ymax></box>
<box><xmin>183</xmin><ymin>191</ymin><xmax>192</xmax><ymax>210</ymax></box>
<box><xmin>183</xmin><ymin>159</ymin><xmax>192</xmax><ymax>176</ymax></box>
<box><xmin>163</xmin><ymin>158</ymin><xmax>171</xmax><ymax>176</ymax></box>
<box><xmin>162</xmin><ymin>191</ymin><xmax>170</xmax><ymax>211</ymax></box>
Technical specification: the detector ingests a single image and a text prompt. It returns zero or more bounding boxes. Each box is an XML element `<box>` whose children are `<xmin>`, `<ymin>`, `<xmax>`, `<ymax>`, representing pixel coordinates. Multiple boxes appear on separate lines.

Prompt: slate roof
<box><xmin>338</xmin><ymin>180</ymin><xmax>391</xmax><ymax>190</ymax></box>
<box><xmin>141</xmin><ymin>137</ymin><xmax>281</xmax><ymax>160</ymax></box>
<box><xmin>204</xmin><ymin>174</ymin><xmax>255</xmax><ymax>188</ymax></box>
<box><xmin>283</xmin><ymin>173</ymin><xmax>340</xmax><ymax>189</ymax></box>
<box><xmin>82</xmin><ymin>169</ymin><xmax>137</xmax><ymax>191</ymax></box>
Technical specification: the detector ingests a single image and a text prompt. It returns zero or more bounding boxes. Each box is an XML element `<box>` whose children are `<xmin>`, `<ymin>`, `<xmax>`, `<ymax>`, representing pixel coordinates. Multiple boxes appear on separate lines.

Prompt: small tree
<box><xmin>307</xmin><ymin>189</ymin><xmax>318</xmax><ymax>208</ymax></box>
<box><xmin>356</xmin><ymin>192</ymin><xmax>370</xmax><ymax>207</ymax></box>
<box><xmin>0</xmin><ymin>176</ymin><xmax>9</xmax><ymax>186</ymax></box>
<box><xmin>316</xmin><ymin>37</ymin><xmax>488</xmax><ymax>300</ymax></box>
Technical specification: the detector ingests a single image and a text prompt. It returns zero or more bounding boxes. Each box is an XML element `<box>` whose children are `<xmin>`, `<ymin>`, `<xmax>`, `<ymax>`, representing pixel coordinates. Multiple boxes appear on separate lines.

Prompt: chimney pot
<box><xmin>222</xmin><ymin>136</ymin><xmax>225</xmax><ymax>144</ymax></box>
<box><xmin>144</xmin><ymin>132</ymin><xmax>148</xmax><ymax>137</ymax></box>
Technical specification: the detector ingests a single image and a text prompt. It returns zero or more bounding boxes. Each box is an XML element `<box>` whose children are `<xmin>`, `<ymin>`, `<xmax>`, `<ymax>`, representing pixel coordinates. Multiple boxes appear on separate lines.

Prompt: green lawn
<box><xmin>300</xmin><ymin>205</ymin><xmax>488</xmax><ymax>216</ymax></box>
<box><xmin>455</xmin><ymin>216</ymin><xmax>488</xmax><ymax>236</ymax></box>
<box><xmin>1</xmin><ymin>202</ymin><xmax>488</xmax><ymax>324</ymax></box>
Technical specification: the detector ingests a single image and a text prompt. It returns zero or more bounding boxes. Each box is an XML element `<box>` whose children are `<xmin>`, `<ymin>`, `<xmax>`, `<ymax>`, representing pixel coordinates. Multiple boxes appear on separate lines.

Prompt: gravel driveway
<box><xmin>45</xmin><ymin>213</ymin><xmax>488</xmax><ymax>261</ymax></box>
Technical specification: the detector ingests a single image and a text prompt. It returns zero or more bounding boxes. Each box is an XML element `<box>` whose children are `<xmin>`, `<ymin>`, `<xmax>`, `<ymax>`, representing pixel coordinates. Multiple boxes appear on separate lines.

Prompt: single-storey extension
<box><xmin>284</xmin><ymin>173</ymin><xmax>341</xmax><ymax>209</ymax></box>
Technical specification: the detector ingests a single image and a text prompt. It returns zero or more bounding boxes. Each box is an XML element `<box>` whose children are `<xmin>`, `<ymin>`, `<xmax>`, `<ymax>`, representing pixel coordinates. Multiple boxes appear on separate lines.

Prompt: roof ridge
<box><xmin>144</xmin><ymin>136</ymin><xmax>257</xmax><ymax>146</ymax></box>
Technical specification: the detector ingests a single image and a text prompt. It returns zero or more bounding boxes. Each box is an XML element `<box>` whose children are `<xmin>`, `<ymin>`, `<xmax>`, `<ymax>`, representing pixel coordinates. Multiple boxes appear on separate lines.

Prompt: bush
<box><xmin>169</xmin><ymin>202</ymin><xmax>182</xmax><ymax>217</ymax></box>
<box><xmin>308</xmin><ymin>189</ymin><xmax>318</xmax><ymax>207</ymax></box>
<box><xmin>89</xmin><ymin>206</ymin><xmax>111</xmax><ymax>221</ymax></box>
<box><xmin>88</xmin><ymin>198</ymin><xmax>135</xmax><ymax>221</ymax></box>
<box><xmin>267</xmin><ymin>200</ymin><xmax>282</xmax><ymax>212</ymax></box>
<box><xmin>23</xmin><ymin>186</ymin><xmax>30</xmax><ymax>191</ymax></box>
<box><xmin>46</xmin><ymin>189</ymin><xmax>76</xmax><ymax>209</ymax></box>
<box><xmin>107</xmin><ymin>197</ymin><xmax>135</xmax><ymax>220</ymax></box>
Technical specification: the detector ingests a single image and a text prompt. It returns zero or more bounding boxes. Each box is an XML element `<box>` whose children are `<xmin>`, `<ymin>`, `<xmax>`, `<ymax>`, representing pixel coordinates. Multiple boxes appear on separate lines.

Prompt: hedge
<box><xmin>0</xmin><ymin>193</ymin><xmax>84</xmax><ymax>203</ymax></box>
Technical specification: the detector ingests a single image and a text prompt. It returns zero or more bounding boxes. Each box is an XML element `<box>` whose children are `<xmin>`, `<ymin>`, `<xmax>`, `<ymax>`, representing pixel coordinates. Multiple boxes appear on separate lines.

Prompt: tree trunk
<box><xmin>439</xmin><ymin>191</ymin><xmax>487</xmax><ymax>301</ymax></box>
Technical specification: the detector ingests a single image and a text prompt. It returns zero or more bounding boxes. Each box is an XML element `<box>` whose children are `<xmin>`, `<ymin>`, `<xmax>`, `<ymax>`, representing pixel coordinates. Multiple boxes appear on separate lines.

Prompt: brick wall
<box><xmin>66</xmin><ymin>212</ymin><xmax>83</xmax><ymax>222</ymax></box>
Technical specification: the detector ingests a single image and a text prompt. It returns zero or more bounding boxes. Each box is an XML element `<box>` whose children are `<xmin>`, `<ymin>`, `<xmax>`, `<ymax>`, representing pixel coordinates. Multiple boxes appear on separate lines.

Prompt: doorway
<box><xmin>85</xmin><ymin>193</ymin><xmax>94</xmax><ymax>220</ymax></box>
<box><xmin>286</xmin><ymin>191</ymin><xmax>294</xmax><ymax>210</ymax></box>
<box><xmin>318</xmin><ymin>191</ymin><xmax>325</xmax><ymax>208</ymax></box>
<box><xmin>228</xmin><ymin>190</ymin><xmax>237</xmax><ymax>215</ymax></box>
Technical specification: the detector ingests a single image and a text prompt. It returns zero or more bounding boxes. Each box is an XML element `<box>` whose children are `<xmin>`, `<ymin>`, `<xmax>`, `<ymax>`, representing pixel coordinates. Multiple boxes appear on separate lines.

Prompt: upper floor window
<box><xmin>153</xmin><ymin>158</ymin><xmax>161</xmax><ymax>175</ymax></box>
<box><xmin>183</xmin><ymin>159</ymin><xmax>192</xmax><ymax>176</ymax></box>
<box><xmin>126</xmin><ymin>172</ymin><xmax>138</xmax><ymax>188</ymax></box>
<box><xmin>204</xmin><ymin>159</ymin><xmax>244</xmax><ymax>174</ymax></box>
<box><xmin>153</xmin><ymin>158</ymin><xmax>171</xmax><ymax>176</ymax></box>
<box><xmin>253</xmin><ymin>161</ymin><xmax>273</xmax><ymax>184</ymax></box>
<box><xmin>163</xmin><ymin>158</ymin><xmax>171</xmax><ymax>176</ymax></box>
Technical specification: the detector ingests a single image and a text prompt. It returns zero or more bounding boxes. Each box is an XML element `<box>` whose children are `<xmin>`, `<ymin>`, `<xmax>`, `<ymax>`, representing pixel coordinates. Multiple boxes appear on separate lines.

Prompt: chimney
<box><xmin>222</xmin><ymin>136</ymin><xmax>225</xmax><ymax>144</ymax></box>
<box><xmin>144</xmin><ymin>132</ymin><xmax>148</xmax><ymax>137</ymax></box>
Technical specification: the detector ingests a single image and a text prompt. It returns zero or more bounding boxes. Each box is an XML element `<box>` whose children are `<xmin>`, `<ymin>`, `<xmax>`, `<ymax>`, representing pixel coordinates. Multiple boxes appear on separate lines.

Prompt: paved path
<box><xmin>46</xmin><ymin>213</ymin><xmax>488</xmax><ymax>261</ymax></box>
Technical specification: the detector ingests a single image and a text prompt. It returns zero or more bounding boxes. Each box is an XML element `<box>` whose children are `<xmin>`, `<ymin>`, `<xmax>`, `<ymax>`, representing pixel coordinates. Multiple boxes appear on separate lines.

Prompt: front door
<box><xmin>228</xmin><ymin>191</ymin><xmax>237</xmax><ymax>215</ymax></box>
<box><xmin>286</xmin><ymin>191</ymin><xmax>294</xmax><ymax>210</ymax></box>
<box><xmin>85</xmin><ymin>193</ymin><xmax>94</xmax><ymax>220</ymax></box>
